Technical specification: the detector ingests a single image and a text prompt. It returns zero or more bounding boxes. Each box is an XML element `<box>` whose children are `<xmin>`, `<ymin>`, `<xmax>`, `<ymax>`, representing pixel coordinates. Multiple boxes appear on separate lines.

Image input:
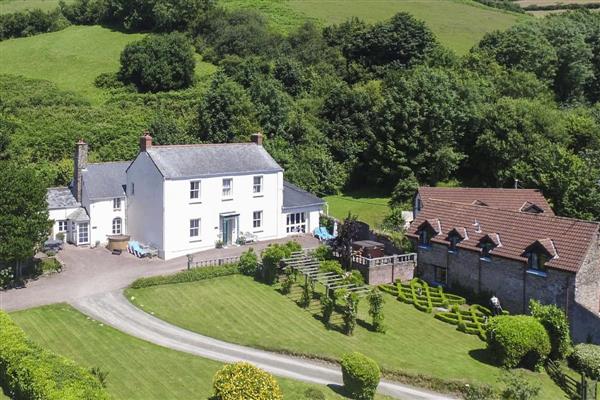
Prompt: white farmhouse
<box><xmin>46</xmin><ymin>133</ymin><xmax>324</xmax><ymax>259</ymax></box>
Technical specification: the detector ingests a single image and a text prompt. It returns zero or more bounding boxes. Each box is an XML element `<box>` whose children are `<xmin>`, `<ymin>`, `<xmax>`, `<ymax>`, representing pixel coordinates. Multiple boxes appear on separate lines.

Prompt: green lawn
<box><xmin>127</xmin><ymin>275</ymin><xmax>565</xmax><ymax>398</ymax></box>
<box><xmin>10</xmin><ymin>304</ymin><xmax>349</xmax><ymax>400</ymax></box>
<box><xmin>224</xmin><ymin>0</ymin><xmax>526</xmax><ymax>54</ymax></box>
<box><xmin>324</xmin><ymin>191</ymin><xmax>390</xmax><ymax>228</ymax></box>
<box><xmin>0</xmin><ymin>0</ymin><xmax>71</xmax><ymax>14</ymax></box>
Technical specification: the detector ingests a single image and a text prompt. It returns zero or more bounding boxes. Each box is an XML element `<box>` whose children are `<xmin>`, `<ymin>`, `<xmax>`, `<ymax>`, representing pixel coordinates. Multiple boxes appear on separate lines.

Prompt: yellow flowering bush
<box><xmin>212</xmin><ymin>362</ymin><xmax>283</xmax><ymax>400</ymax></box>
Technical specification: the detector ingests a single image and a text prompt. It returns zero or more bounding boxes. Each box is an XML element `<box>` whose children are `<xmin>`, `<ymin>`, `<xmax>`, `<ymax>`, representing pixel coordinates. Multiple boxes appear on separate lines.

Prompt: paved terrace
<box><xmin>0</xmin><ymin>235</ymin><xmax>318</xmax><ymax>312</ymax></box>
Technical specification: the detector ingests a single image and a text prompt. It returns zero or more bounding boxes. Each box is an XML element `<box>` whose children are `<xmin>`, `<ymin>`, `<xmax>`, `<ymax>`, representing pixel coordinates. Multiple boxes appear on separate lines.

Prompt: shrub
<box><xmin>299</xmin><ymin>282</ymin><xmax>311</xmax><ymax>308</ymax></box>
<box><xmin>0</xmin><ymin>9</ymin><xmax>70</xmax><ymax>41</ymax></box>
<box><xmin>280</xmin><ymin>274</ymin><xmax>294</xmax><ymax>294</ymax></box>
<box><xmin>342</xmin><ymin>292</ymin><xmax>359</xmax><ymax>336</ymax></box>
<box><xmin>0</xmin><ymin>267</ymin><xmax>14</xmax><ymax>288</ymax></box>
<box><xmin>40</xmin><ymin>257</ymin><xmax>61</xmax><ymax>273</ymax></box>
<box><xmin>118</xmin><ymin>33</ymin><xmax>195</xmax><ymax>92</ymax></box>
<box><xmin>312</xmin><ymin>244</ymin><xmax>333</xmax><ymax>261</ymax></box>
<box><xmin>367</xmin><ymin>288</ymin><xmax>385</xmax><ymax>333</ymax></box>
<box><xmin>130</xmin><ymin>263</ymin><xmax>239</xmax><ymax>288</ymax></box>
<box><xmin>94</xmin><ymin>72</ymin><xmax>127</xmax><ymax>89</ymax></box>
<box><xmin>212</xmin><ymin>362</ymin><xmax>282</xmax><ymax>400</ymax></box>
<box><xmin>344</xmin><ymin>270</ymin><xmax>365</xmax><ymax>286</ymax></box>
<box><xmin>238</xmin><ymin>248</ymin><xmax>259</xmax><ymax>276</ymax></box>
<box><xmin>320</xmin><ymin>260</ymin><xmax>344</xmax><ymax>275</ymax></box>
<box><xmin>462</xmin><ymin>384</ymin><xmax>498</xmax><ymax>400</ymax></box>
<box><xmin>529</xmin><ymin>300</ymin><xmax>571</xmax><ymax>360</ymax></box>
<box><xmin>570</xmin><ymin>344</ymin><xmax>600</xmax><ymax>380</ymax></box>
<box><xmin>500</xmin><ymin>370</ymin><xmax>541</xmax><ymax>400</ymax></box>
<box><xmin>0</xmin><ymin>310</ymin><xmax>110</xmax><ymax>400</ymax></box>
<box><xmin>486</xmin><ymin>315</ymin><xmax>551</xmax><ymax>370</ymax></box>
<box><xmin>321</xmin><ymin>295</ymin><xmax>334</xmax><ymax>326</ymax></box>
<box><xmin>304</xmin><ymin>387</ymin><xmax>326</xmax><ymax>399</ymax></box>
<box><xmin>340</xmin><ymin>352</ymin><xmax>381</xmax><ymax>400</ymax></box>
<box><xmin>261</xmin><ymin>245</ymin><xmax>286</xmax><ymax>285</ymax></box>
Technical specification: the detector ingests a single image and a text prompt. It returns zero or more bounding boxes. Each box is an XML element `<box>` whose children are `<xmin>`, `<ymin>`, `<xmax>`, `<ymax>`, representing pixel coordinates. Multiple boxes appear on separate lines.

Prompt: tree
<box><xmin>0</xmin><ymin>162</ymin><xmax>51</xmax><ymax>279</ymax></box>
<box><xmin>367</xmin><ymin>288</ymin><xmax>385</xmax><ymax>333</ymax></box>
<box><xmin>475</xmin><ymin>24</ymin><xmax>558</xmax><ymax>83</ymax></box>
<box><xmin>332</xmin><ymin>213</ymin><xmax>359</xmax><ymax>269</ymax></box>
<box><xmin>118</xmin><ymin>33</ymin><xmax>195</xmax><ymax>92</ymax></box>
<box><xmin>193</xmin><ymin>73</ymin><xmax>258</xmax><ymax>143</ymax></box>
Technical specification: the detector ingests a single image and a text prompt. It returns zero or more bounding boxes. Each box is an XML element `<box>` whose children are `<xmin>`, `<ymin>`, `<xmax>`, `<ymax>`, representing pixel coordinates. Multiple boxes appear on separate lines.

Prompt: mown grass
<box><xmin>127</xmin><ymin>274</ymin><xmax>566</xmax><ymax>398</ymax></box>
<box><xmin>223</xmin><ymin>0</ymin><xmax>526</xmax><ymax>54</ymax></box>
<box><xmin>324</xmin><ymin>190</ymin><xmax>390</xmax><ymax>228</ymax></box>
<box><xmin>10</xmin><ymin>304</ymin><xmax>351</xmax><ymax>400</ymax></box>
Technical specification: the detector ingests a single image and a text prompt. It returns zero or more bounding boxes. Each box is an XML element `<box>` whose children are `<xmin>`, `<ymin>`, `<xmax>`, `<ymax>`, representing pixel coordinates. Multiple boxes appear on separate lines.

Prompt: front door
<box><xmin>222</xmin><ymin>216</ymin><xmax>236</xmax><ymax>245</ymax></box>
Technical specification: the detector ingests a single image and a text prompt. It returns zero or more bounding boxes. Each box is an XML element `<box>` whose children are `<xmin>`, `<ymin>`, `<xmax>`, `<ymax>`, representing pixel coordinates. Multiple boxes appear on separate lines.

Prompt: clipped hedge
<box><xmin>212</xmin><ymin>362</ymin><xmax>283</xmax><ymax>400</ymax></box>
<box><xmin>486</xmin><ymin>315</ymin><xmax>551</xmax><ymax>370</ymax></box>
<box><xmin>340</xmin><ymin>352</ymin><xmax>381</xmax><ymax>400</ymax></box>
<box><xmin>130</xmin><ymin>263</ymin><xmax>239</xmax><ymax>288</ymax></box>
<box><xmin>570</xmin><ymin>344</ymin><xmax>600</xmax><ymax>380</ymax></box>
<box><xmin>0</xmin><ymin>310</ymin><xmax>109</xmax><ymax>400</ymax></box>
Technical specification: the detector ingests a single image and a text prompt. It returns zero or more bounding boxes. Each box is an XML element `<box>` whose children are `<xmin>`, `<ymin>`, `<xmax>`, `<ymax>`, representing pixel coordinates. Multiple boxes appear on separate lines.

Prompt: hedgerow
<box><xmin>486</xmin><ymin>315</ymin><xmax>551</xmax><ymax>370</ymax></box>
<box><xmin>129</xmin><ymin>263</ymin><xmax>239</xmax><ymax>288</ymax></box>
<box><xmin>570</xmin><ymin>344</ymin><xmax>600</xmax><ymax>380</ymax></box>
<box><xmin>0</xmin><ymin>310</ymin><xmax>110</xmax><ymax>400</ymax></box>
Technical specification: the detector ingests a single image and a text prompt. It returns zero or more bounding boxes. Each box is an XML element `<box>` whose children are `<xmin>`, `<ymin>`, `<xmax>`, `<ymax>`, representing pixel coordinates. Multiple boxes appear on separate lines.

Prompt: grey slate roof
<box><xmin>283</xmin><ymin>181</ymin><xmax>325</xmax><ymax>211</ymax></box>
<box><xmin>146</xmin><ymin>144</ymin><xmax>283</xmax><ymax>179</ymax></box>
<box><xmin>67</xmin><ymin>207</ymin><xmax>89</xmax><ymax>222</ymax></box>
<box><xmin>82</xmin><ymin>161</ymin><xmax>130</xmax><ymax>200</ymax></box>
<box><xmin>46</xmin><ymin>187</ymin><xmax>79</xmax><ymax>209</ymax></box>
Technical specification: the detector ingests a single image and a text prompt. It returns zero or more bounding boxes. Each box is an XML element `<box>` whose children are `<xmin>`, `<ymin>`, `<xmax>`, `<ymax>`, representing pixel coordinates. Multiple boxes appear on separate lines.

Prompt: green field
<box><xmin>324</xmin><ymin>191</ymin><xmax>390</xmax><ymax>228</ymax></box>
<box><xmin>127</xmin><ymin>275</ymin><xmax>565</xmax><ymax>398</ymax></box>
<box><xmin>10</xmin><ymin>304</ymin><xmax>350</xmax><ymax>400</ymax></box>
<box><xmin>0</xmin><ymin>0</ymin><xmax>70</xmax><ymax>14</ymax></box>
<box><xmin>0</xmin><ymin>26</ymin><xmax>144</xmax><ymax>102</ymax></box>
<box><xmin>224</xmin><ymin>0</ymin><xmax>525</xmax><ymax>54</ymax></box>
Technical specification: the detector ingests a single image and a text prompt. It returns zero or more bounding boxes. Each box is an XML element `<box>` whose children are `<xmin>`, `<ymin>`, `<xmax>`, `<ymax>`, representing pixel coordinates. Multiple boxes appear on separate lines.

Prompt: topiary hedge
<box><xmin>529</xmin><ymin>299</ymin><xmax>571</xmax><ymax>360</ymax></box>
<box><xmin>130</xmin><ymin>263</ymin><xmax>239</xmax><ymax>288</ymax></box>
<box><xmin>340</xmin><ymin>352</ymin><xmax>381</xmax><ymax>400</ymax></box>
<box><xmin>212</xmin><ymin>362</ymin><xmax>283</xmax><ymax>400</ymax></box>
<box><xmin>0</xmin><ymin>310</ymin><xmax>110</xmax><ymax>400</ymax></box>
<box><xmin>570</xmin><ymin>344</ymin><xmax>600</xmax><ymax>381</ymax></box>
<box><xmin>486</xmin><ymin>315</ymin><xmax>551</xmax><ymax>370</ymax></box>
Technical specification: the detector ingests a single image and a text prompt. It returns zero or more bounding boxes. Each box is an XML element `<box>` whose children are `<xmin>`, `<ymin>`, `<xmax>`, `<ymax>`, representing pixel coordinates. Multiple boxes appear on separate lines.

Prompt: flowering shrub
<box><xmin>212</xmin><ymin>362</ymin><xmax>283</xmax><ymax>400</ymax></box>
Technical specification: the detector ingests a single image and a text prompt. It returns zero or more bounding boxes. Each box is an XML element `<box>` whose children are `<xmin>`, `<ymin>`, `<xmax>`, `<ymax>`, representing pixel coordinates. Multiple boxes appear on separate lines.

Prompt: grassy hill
<box><xmin>0</xmin><ymin>25</ymin><xmax>144</xmax><ymax>103</ymax></box>
<box><xmin>223</xmin><ymin>0</ymin><xmax>526</xmax><ymax>54</ymax></box>
<box><xmin>0</xmin><ymin>0</ymin><xmax>70</xmax><ymax>14</ymax></box>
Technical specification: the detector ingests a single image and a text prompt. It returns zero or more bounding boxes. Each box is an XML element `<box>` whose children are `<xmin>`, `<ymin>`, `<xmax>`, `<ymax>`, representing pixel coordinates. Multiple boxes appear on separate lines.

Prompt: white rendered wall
<box><xmin>48</xmin><ymin>207</ymin><xmax>79</xmax><ymax>239</ymax></box>
<box><xmin>161</xmin><ymin>171</ymin><xmax>284</xmax><ymax>260</ymax></box>
<box><xmin>87</xmin><ymin>198</ymin><xmax>126</xmax><ymax>245</ymax></box>
<box><xmin>126</xmin><ymin>152</ymin><xmax>165</xmax><ymax>253</ymax></box>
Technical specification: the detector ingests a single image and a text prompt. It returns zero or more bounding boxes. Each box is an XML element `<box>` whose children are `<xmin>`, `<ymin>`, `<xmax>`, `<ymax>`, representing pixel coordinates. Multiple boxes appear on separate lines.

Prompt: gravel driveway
<box><xmin>73</xmin><ymin>291</ymin><xmax>455</xmax><ymax>400</ymax></box>
<box><xmin>0</xmin><ymin>235</ymin><xmax>318</xmax><ymax>311</ymax></box>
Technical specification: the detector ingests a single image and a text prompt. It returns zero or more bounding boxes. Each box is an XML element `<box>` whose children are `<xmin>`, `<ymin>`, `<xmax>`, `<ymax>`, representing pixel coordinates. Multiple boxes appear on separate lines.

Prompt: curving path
<box><xmin>72</xmin><ymin>291</ymin><xmax>455</xmax><ymax>400</ymax></box>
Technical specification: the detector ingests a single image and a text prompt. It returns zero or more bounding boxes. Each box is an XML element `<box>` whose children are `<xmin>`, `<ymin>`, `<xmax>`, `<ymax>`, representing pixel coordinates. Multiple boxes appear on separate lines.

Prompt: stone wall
<box><xmin>412</xmin><ymin>240</ymin><xmax>574</xmax><ymax>314</ymax></box>
<box><xmin>570</xmin><ymin>302</ymin><xmax>600</xmax><ymax>344</ymax></box>
<box><xmin>574</xmin><ymin>231</ymin><xmax>600</xmax><ymax>314</ymax></box>
<box><xmin>356</xmin><ymin>260</ymin><xmax>415</xmax><ymax>285</ymax></box>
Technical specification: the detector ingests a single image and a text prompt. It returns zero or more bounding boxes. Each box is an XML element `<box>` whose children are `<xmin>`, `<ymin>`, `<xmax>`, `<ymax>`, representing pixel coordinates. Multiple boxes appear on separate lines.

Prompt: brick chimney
<box><xmin>140</xmin><ymin>131</ymin><xmax>153</xmax><ymax>152</ymax></box>
<box><xmin>250</xmin><ymin>132</ymin><xmax>263</xmax><ymax>146</ymax></box>
<box><xmin>73</xmin><ymin>139</ymin><xmax>88</xmax><ymax>202</ymax></box>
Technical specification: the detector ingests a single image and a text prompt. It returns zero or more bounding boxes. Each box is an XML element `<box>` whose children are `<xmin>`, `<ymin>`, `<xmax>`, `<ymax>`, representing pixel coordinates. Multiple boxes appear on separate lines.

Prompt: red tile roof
<box><xmin>417</xmin><ymin>187</ymin><xmax>554</xmax><ymax>215</ymax></box>
<box><xmin>407</xmin><ymin>199</ymin><xmax>599</xmax><ymax>273</ymax></box>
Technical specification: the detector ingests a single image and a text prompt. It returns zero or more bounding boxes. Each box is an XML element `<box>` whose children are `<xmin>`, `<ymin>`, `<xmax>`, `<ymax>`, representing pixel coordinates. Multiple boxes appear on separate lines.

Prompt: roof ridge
<box><xmin>149</xmin><ymin>142</ymin><xmax>256</xmax><ymax>149</ymax></box>
<box><xmin>87</xmin><ymin>160</ymin><xmax>132</xmax><ymax>165</ymax></box>
<box><xmin>429</xmin><ymin>199</ymin><xmax>600</xmax><ymax>226</ymax></box>
<box><xmin>421</xmin><ymin>186</ymin><xmax>541</xmax><ymax>192</ymax></box>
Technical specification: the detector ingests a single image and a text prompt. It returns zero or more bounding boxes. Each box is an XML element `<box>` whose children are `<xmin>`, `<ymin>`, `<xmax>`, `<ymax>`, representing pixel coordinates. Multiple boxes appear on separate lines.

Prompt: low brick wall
<box><xmin>356</xmin><ymin>260</ymin><xmax>416</xmax><ymax>285</ymax></box>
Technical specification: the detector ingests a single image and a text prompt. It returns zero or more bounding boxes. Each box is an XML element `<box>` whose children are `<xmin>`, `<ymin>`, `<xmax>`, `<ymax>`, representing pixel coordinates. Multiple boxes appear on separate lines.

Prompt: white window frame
<box><xmin>113</xmin><ymin>198</ymin><xmax>122</xmax><ymax>211</ymax></box>
<box><xmin>286</xmin><ymin>212</ymin><xmax>306</xmax><ymax>233</ymax></box>
<box><xmin>222</xmin><ymin>178</ymin><xmax>233</xmax><ymax>198</ymax></box>
<box><xmin>57</xmin><ymin>220</ymin><xmax>68</xmax><ymax>232</ymax></box>
<box><xmin>112</xmin><ymin>217</ymin><xmax>122</xmax><ymax>235</ymax></box>
<box><xmin>190</xmin><ymin>180</ymin><xmax>200</xmax><ymax>200</ymax></box>
<box><xmin>78</xmin><ymin>223</ymin><xmax>89</xmax><ymax>244</ymax></box>
<box><xmin>190</xmin><ymin>218</ymin><xmax>200</xmax><ymax>238</ymax></box>
<box><xmin>253</xmin><ymin>176</ymin><xmax>263</xmax><ymax>194</ymax></box>
<box><xmin>253</xmin><ymin>211</ymin><xmax>263</xmax><ymax>229</ymax></box>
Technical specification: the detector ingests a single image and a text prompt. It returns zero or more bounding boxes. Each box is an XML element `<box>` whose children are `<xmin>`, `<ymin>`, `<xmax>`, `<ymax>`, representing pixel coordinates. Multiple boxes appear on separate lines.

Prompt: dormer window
<box><xmin>419</xmin><ymin>230</ymin><xmax>431</xmax><ymax>247</ymax></box>
<box><xmin>478</xmin><ymin>234</ymin><xmax>500</xmax><ymax>261</ymax></box>
<box><xmin>447</xmin><ymin>227</ymin><xmax>467</xmax><ymax>253</ymax></box>
<box><xmin>528</xmin><ymin>252</ymin><xmax>547</xmax><ymax>272</ymax></box>
<box><xmin>449</xmin><ymin>235</ymin><xmax>460</xmax><ymax>252</ymax></box>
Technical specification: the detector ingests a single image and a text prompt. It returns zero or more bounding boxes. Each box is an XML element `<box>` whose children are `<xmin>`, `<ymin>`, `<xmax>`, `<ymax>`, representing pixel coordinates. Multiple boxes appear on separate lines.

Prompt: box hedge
<box><xmin>0</xmin><ymin>311</ymin><xmax>110</xmax><ymax>400</ymax></box>
<box><xmin>212</xmin><ymin>362</ymin><xmax>282</xmax><ymax>400</ymax></box>
<box><xmin>130</xmin><ymin>263</ymin><xmax>239</xmax><ymax>288</ymax></box>
<box><xmin>486</xmin><ymin>315</ymin><xmax>551</xmax><ymax>370</ymax></box>
<box><xmin>570</xmin><ymin>344</ymin><xmax>600</xmax><ymax>380</ymax></box>
<box><xmin>340</xmin><ymin>352</ymin><xmax>381</xmax><ymax>400</ymax></box>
